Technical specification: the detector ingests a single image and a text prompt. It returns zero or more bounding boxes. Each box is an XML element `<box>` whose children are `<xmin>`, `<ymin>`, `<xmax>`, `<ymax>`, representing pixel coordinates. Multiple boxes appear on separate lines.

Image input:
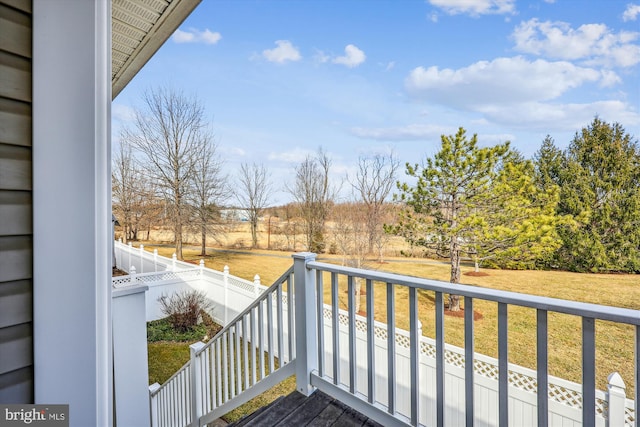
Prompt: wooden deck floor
<box><xmin>227</xmin><ymin>390</ymin><xmax>385</xmax><ymax>427</ymax></box>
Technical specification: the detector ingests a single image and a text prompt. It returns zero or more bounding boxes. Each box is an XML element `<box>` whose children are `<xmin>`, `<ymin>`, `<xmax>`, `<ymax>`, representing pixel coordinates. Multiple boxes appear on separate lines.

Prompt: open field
<box><xmin>140</xmin><ymin>239</ymin><xmax>639</xmax><ymax>400</ymax></box>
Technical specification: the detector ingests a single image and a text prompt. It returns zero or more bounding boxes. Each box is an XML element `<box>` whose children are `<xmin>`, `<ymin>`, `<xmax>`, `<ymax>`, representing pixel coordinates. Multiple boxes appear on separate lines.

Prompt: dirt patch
<box><xmin>444</xmin><ymin>306</ymin><xmax>484</xmax><ymax>321</ymax></box>
<box><xmin>464</xmin><ymin>271</ymin><xmax>489</xmax><ymax>277</ymax></box>
<box><xmin>112</xmin><ymin>267</ymin><xmax>128</xmax><ymax>277</ymax></box>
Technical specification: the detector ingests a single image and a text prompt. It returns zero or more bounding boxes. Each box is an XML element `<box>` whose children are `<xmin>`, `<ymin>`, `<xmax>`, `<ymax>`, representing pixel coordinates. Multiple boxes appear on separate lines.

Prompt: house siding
<box><xmin>0</xmin><ymin>0</ymin><xmax>33</xmax><ymax>403</ymax></box>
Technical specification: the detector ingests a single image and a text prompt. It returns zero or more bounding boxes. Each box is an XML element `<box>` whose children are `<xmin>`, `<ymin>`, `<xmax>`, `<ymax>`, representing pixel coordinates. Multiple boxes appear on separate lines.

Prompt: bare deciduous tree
<box><xmin>236</xmin><ymin>163</ymin><xmax>273</xmax><ymax>248</ymax></box>
<box><xmin>112</xmin><ymin>141</ymin><xmax>137</xmax><ymax>243</ymax></box>
<box><xmin>122</xmin><ymin>87</ymin><xmax>211</xmax><ymax>260</ymax></box>
<box><xmin>112</xmin><ymin>140</ymin><xmax>160</xmax><ymax>242</ymax></box>
<box><xmin>351</xmin><ymin>152</ymin><xmax>399</xmax><ymax>260</ymax></box>
<box><xmin>190</xmin><ymin>141</ymin><xmax>229</xmax><ymax>256</ymax></box>
<box><xmin>331</xmin><ymin>203</ymin><xmax>370</xmax><ymax>312</ymax></box>
<box><xmin>286</xmin><ymin>149</ymin><xmax>335</xmax><ymax>253</ymax></box>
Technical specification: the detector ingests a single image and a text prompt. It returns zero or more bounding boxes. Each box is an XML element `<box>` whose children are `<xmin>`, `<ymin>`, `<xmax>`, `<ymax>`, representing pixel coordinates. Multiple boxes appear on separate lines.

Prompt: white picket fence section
<box><xmin>114</xmin><ymin>240</ymin><xmax>265</xmax><ymax>324</ymax></box>
<box><xmin>112</xmin><ymin>243</ymin><xmax>637</xmax><ymax>427</ymax></box>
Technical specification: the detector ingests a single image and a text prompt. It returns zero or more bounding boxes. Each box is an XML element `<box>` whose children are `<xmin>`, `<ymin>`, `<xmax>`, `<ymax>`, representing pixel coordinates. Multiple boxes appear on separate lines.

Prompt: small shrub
<box><xmin>147</xmin><ymin>317</ymin><xmax>208</xmax><ymax>342</ymax></box>
<box><xmin>158</xmin><ymin>290</ymin><xmax>212</xmax><ymax>332</ymax></box>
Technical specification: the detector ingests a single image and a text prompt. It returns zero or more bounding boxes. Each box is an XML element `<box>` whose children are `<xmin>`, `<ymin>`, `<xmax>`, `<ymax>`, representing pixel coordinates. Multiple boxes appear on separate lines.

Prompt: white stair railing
<box><xmin>150</xmin><ymin>266</ymin><xmax>295</xmax><ymax>427</ymax></box>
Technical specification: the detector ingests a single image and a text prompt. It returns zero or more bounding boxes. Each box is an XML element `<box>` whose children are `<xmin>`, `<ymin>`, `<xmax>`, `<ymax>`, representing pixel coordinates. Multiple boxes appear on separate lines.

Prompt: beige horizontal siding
<box><xmin>0</xmin><ymin>0</ymin><xmax>32</xmax><ymax>403</ymax></box>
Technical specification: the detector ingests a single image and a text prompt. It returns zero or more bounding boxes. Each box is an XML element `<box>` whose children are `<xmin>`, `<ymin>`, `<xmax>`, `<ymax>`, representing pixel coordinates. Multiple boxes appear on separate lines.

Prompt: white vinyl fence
<box><xmin>113</xmin><ymin>242</ymin><xmax>635</xmax><ymax>427</ymax></box>
<box><xmin>114</xmin><ymin>240</ymin><xmax>265</xmax><ymax>324</ymax></box>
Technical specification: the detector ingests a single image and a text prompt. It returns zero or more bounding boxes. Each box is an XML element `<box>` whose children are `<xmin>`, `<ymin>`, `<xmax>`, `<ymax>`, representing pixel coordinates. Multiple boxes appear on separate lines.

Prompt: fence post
<box><xmin>128</xmin><ymin>242</ymin><xmax>132</xmax><ymax>272</ymax></box>
<box><xmin>223</xmin><ymin>266</ymin><xmax>229</xmax><ymax>325</ymax></box>
<box><xmin>200</xmin><ymin>259</ymin><xmax>205</xmax><ymax>275</ymax></box>
<box><xmin>130</xmin><ymin>266</ymin><xmax>137</xmax><ymax>284</ymax></box>
<box><xmin>139</xmin><ymin>244</ymin><xmax>144</xmax><ymax>274</ymax></box>
<box><xmin>190</xmin><ymin>341</ymin><xmax>206</xmax><ymax>426</ymax></box>
<box><xmin>254</xmin><ymin>275</ymin><xmax>261</xmax><ymax>297</ymax></box>
<box><xmin>606</xmin><ymin>372</ymin><xmax>626</xmax><ymax>427</ymax></box>
<box><xmin>148</xmin><ymin>383</ymin><xmax>161</xmax><ymax>427</ymax></box>
<box><xmin>293</xmin><ymin>252</ymin><xmax>317</xmax><ymax>396</ymax></box>
<box><xmin>172</xmin><ymin>253</ymin><xmax>177</xmax><ymax>271</ymax></box>
<box><xmin>153</xmin><ymin>249</ymin><xmax>158</xmax><ymax>273</ymax></box>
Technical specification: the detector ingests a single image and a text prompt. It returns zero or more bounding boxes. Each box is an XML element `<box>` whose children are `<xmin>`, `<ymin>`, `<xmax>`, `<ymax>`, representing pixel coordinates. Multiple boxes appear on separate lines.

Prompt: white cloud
<box><xmin>479</xmin><ymin>100</ymin><xmax>640</xmax><ymax>131</ymax></box>
<box><xmin>543</xmin><ymin>0</ymin><xmax>556</xmax><ymax>3</ymax></box>
<box><xmin>428</xmin><ymin>0</ymin><xmax>516</xmax><ymax>16</ymax></box>
<box><xmin>313</xmin><ymin>49</ymin><xmax>330</xmax><ymax>64</ymax></box>
<box><xmin>112</xmin><ymin>104</ymin><xmax>136</xmax><ymax>123</ymax></box>
<box><xmin>402</xmin><ymin>55</ymin><xmax>640</xmax><ymax>131</ymax></box>
<box><xmin>262</xmin><ymin>40</ymin><xmax>302</xmax><ymax>63</ymax></box>
<box><xmin>384</xmin><ymin>61</ymin><xmax>396</xmax><ymax>71</ymax></box>
<box><xmin>268</xmin><ymin>147</ymin><xmax>315</xmax><ymax>163</ymax></box>
<box><xmin>172</xmin><ymin>28</ymin><xmax>221</xmax><ymax>45</ymax></box>
<box><xmin>333</xmin><ymin>44</ymin><xmax>366</xmax><ymax>68</ymax></box>
<box><xmin>405</xmin><ymin>56</ymin><xmax>607</xmax><ymax>108</ymax></box>
<box><xmin>512</xmin><ymin>19</ymin><xmax>640</xmax><ymax>67</ymax></box>
<box><xmin>623</xmin><ymin>3</ymin><xmax>640</xmax><ymax>21</ymax></box>
<box><xmin>200</xmin><ymin>29</ymin><xmax>223</xmax><ymax>44</ymax></box>
<box><xmin>350</xmin><ymin>124</ymin><xmax>453</xmax><ymax>141</ymax></box>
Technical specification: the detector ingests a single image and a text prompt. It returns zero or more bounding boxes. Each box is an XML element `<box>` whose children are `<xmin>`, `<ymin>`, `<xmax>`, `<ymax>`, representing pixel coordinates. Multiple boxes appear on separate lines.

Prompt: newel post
<box><xmin>190</xmin><ymin>341</ymin><xmax>206</xmax><ymax>426</ymax></box>
<box><xmin>293</xmin><ymin>252</ymin><xmax>318</xmax><ymax>396</ymax></box>
<box><xmin>254</xmin><ymin>275</ymin><xmax>261</xmax><ymax>297</ymax></box>
<box><xmin>148</xmin><ymin>383</ymin><xmax>161</xmax><ymax>427</ymax></box>
<box><xmin>172</xmin><ymin>253</ymin><xmax>177</xmax><ymax>271</ymax></box>
<box><xmin>606</xmin><ymin>372</ymin><xmax>626</xmax><ymax>427</ymax></box>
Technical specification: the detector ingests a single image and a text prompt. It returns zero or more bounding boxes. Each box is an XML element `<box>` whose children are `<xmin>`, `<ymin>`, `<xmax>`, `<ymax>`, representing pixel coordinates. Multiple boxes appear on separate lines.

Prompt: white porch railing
<box><xmin>302</xmin><ymin>255</ymin><xmax>639</xmax><ymax>427</ymax></box>
<box><xmin>113</xmin><ymin>245</ymin><xmax>639</xmax><ymax>427</ymax></box>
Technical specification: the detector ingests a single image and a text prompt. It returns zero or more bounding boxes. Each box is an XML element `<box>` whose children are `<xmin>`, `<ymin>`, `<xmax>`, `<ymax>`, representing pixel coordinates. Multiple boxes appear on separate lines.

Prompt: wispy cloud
<box><xmin>313</xmin><ymin>49</ymin><xmax>331</xmax><ymax>64</ymax></box>
<box><xmin>428</xmin><ymin>0</ymin><xmax>516</xmax><ymax>16</ymax></box>
<box><xmin>623</xmin><ymin>3</ymin><xmax>640</xmax><ymax>21</ymax></box>
<box><xmin>512</xmin><ymin>18</ymin><xmax>640</xmax><ymax>68</ymax></box>
<box><xmin>172</xmin><ymin>28</ymin><xmax>222</xmax><ymax>45</ymax></box>
<box><xmin>332</xmin><ymin>44</ymin><xmax>366</xmax><ymax>68</ymax></box>
<box><xmin>350</xmin><ymin>124</ymin><xmax>453</xmax><ymax>141</ymax></box>
<box><xmin>268</xmin><ymin>147</ymin><xmax>315</xmax><ymax>163</ymax></box>
<box><xmin>262</xmin><ymin>40</ymin><xmax>302</xmax><ymax>63</ymax></box>
<box><xmin>112</xmin><ymin>104</ymin><xmax>136</xmax><ymax>123</ymax></box>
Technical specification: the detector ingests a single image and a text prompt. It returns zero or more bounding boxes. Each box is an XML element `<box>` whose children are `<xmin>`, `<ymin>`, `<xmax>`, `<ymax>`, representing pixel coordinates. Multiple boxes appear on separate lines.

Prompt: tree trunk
<box><xmin>251</xmin><ymin>220</ymin><xmax>258</xmax><ymax>248</ymax></box>
<box><xmin>355</xmin><ymin>278</ymin><xmax>362</xmax><ymax>314</ymax></box>
<box><xmin>175</xmin><ymin>222</ymin><xmax>183</xmax><ymax>260</ymax></box>
<box><xmin>200</xmin><ymin>227</ymin><xmax>206</xmax><ymax>256</ymax></box>
<box><xmin>449</xmin><ymin>237</ymin><xmax>461</xmax><ymax>311</ymax></box>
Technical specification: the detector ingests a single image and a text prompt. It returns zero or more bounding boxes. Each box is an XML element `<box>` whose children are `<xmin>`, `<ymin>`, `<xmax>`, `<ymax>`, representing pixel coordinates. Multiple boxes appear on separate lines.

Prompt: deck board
<box><xmin>228</xmin><ymin>390</ymin><xmax>384</xmax><ymax>427</ymax></box>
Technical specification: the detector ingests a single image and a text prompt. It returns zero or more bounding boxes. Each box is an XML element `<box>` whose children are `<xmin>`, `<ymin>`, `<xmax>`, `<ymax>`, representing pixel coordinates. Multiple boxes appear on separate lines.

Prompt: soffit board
<box><xmin>111</xmin><ymin>0</ymin><xmax>201</xmax><ymax>99</ymax></box>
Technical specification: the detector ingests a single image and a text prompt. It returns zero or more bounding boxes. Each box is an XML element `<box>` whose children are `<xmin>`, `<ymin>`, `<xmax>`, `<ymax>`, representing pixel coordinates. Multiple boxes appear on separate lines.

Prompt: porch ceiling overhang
<box><xmin>111</xmin><ymin>0</ymin><xmax>201</xmax><ymax>99</ymax></box>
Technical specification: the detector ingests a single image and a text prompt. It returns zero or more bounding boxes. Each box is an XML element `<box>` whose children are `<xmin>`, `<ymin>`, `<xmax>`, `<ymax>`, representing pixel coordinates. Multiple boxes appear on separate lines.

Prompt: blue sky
<box><xmin>113</xmin><ymin>0</ymin><xmax>640</xmax><ymax>204</ymax></box>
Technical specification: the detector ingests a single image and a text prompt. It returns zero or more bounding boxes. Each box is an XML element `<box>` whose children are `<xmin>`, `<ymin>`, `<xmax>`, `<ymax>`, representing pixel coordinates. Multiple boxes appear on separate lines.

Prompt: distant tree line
<box><xmin>112</xmin><ymin>87</ymin><xmax>638</xmax><ymax>277</ymax></box>
<box><xmin>387</xmin><ymin>118</ymin><xmax>638</xmax><ymax>310</ymax></box>
<box><xmin>534</xmin><ymin>118</ymin><xmax>640</xmax><ymax>273</ymax></box>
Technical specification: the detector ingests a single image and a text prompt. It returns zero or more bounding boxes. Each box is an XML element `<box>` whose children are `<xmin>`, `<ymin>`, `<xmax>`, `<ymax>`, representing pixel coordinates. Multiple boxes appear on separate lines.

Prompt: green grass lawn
<box><xmin>144</xmin><ymin>243</ymin><xmax>639</xmax><ymax>403</ymax></box>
